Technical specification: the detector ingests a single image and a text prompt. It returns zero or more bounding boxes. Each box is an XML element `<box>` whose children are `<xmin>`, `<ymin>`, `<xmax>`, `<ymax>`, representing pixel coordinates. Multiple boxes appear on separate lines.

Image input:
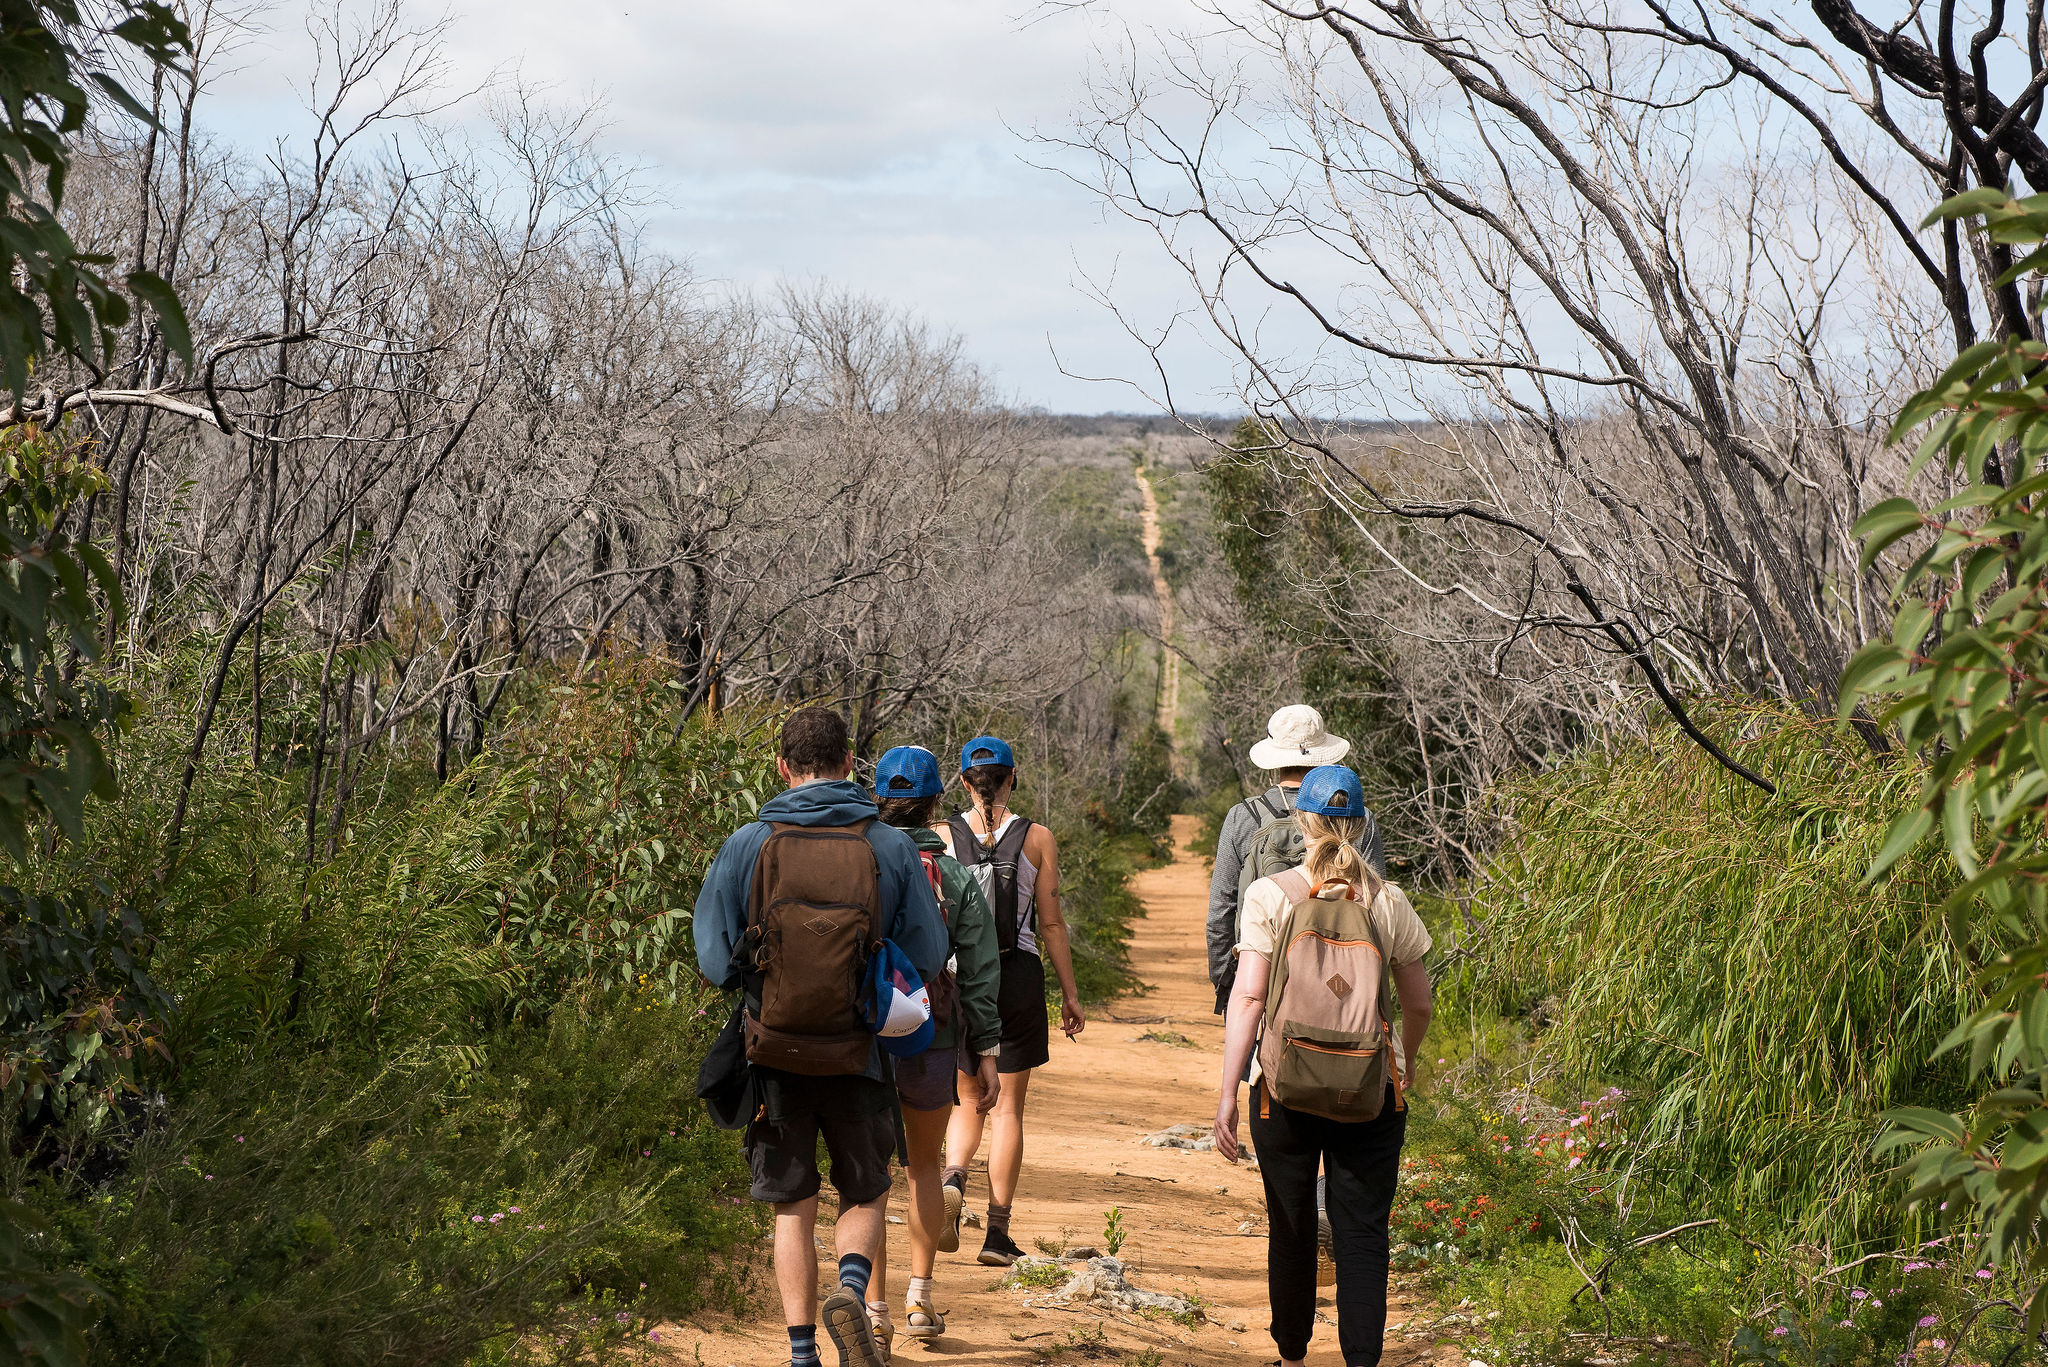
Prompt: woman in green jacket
<box><xmin>867</xmin><ymin>746</ymin><xmax>1003</xmax><ymax>1352</ymax></box>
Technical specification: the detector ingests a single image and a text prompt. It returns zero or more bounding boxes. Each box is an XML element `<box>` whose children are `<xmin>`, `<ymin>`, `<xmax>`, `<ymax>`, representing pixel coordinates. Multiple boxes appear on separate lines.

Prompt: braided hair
<box><xmin>961</xmin><ymin>763</ymin><xmax>1013</xmax><ymax>852</ymax></box>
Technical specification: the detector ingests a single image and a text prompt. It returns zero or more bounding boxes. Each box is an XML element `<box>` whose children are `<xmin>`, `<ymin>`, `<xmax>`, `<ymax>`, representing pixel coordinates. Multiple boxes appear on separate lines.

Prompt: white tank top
<box><xmin>943</xmin><ymin>813</ymin><xmax>1040</xmax><ymax>955</ymax></box>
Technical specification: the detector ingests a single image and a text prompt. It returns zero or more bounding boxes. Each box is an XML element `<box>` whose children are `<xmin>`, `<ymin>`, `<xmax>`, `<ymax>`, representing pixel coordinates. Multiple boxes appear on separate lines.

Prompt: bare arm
<box><xmin>1028</xmin><ymin>824</ymin><xmax>1085</xmax><ymax>1036</ymax></box>
<box><xmin>1213</xmin><ymin>949</ymin><xmax>1268</xmax><ymax>1163</ymax></box>
<box><xmin>1393</xmin><ymin>958</ymin><xmax>1433</xmax><ymax>1087</ymax></box>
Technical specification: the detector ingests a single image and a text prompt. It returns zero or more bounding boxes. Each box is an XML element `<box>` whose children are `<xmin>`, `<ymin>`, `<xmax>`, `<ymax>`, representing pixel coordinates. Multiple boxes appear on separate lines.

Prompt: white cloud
<box><xmin>196</xmin><ymin>0</ymin><xmax>1249</xmax><ymax>412</ymax></box>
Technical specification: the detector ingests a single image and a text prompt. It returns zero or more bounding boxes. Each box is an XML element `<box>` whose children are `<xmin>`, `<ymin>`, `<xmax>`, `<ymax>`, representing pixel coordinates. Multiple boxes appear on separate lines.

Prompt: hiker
<box><xmin>1212</xmin><ymin>763</ymin><xmax>1432</xmax><ymax>1367</ymax></box>
<box><xmin>693</xmin><ymin>708</ymin><xmax>947</xmax><ymax>1367</ymax></box>
<box><xmin>1208</xmin><ymin>705</ymin><xmax>1386</xmax><ymax>1014</ymax></box>
<box><xmin>864</xmin><ymin>745</ymin><xmax>1005</xmax><ymax>1354</ymax></box>
<box><xmin>937</xmin><ymin>734</ymin><xmax>1086</xmax><ymax>1267</ymax></box>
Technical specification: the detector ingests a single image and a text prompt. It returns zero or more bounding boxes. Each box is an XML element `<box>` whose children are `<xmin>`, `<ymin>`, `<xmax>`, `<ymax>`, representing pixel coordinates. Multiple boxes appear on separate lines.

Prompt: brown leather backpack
<box><xmin>739</xmin><ymin>820</ymin><xmax>881</xmax><ymax>1076</ymax></box>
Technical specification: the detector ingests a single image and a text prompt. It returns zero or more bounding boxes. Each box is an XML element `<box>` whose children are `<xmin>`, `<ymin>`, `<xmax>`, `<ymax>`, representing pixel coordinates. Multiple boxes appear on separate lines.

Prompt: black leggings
<box><xmin>1249</xmin><ymin>1083</ymin><xmax>1406</xmax><ymax>1367</ymax></box>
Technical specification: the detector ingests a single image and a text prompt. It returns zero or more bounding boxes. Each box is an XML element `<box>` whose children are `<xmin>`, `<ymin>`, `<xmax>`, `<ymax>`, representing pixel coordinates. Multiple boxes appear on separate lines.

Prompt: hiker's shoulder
<box><xmin>1369</xmin><ymin>881</ymin><xmax>1431</xmax><ymax>957</ymax></box>
<box><xmin>1020</xmin><ymin>816</ymin><xmax>1056</xmax><ymax>857</ymax></box>
<box><xmin>1218</xmin><ymin>798</ymin><xmax>1256</xmax><ymax>834</ymax></box>
<box><xmin>1241</xmin><ymin>873</ymin><xmax>1293</xmax><ymax>917</ymax></box>
<box><xmin>1370</xmin><ymin>879</ymin><xmax>1416</xmax><ymax>914</ymax></box>
<box><xmin>714</xmin><ymin>818</ymin><xmax>773</xmax><ymax>856</ymax></box>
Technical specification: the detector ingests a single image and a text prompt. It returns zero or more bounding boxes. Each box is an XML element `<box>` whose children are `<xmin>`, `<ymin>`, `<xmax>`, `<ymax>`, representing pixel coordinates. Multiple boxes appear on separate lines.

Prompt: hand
<box><xmin>974</xmin><ymin>1053</ymin><xmax>1001</xmax><ymax>1113</ymax></box>
<box><xmin>1213</xmin><ymin>1096</ymin><xmax>1240</xmax><ymax>1164</ymax></box>
<box><xmin>1060</xmin><ymin>995</ymin><xmax>1086</xmax><ymax>1038</ymax></box>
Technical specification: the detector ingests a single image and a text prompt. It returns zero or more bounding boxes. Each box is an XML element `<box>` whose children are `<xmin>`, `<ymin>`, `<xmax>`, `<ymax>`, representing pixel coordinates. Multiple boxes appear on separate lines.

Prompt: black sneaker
<box><xmin>977</xmin><ymin>1228</ymin><xmax>1024</xmax><ymax>1267</ymax></box>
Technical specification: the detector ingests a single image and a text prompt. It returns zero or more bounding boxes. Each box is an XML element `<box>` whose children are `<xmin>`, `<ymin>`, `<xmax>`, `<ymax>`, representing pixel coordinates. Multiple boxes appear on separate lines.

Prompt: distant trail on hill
<box><xmin>1133</xmin><ymin>463</ymin><xmax>1180</xmax><ymax>762</ymax></box>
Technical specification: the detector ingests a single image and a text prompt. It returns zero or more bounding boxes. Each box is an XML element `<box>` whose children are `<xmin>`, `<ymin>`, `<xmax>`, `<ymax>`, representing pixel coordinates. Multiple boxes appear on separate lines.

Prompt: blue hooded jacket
<box><xmin>694</xmin><ymin>778</ymin><xmax>946</xmax><ymax>1083</ymax></box>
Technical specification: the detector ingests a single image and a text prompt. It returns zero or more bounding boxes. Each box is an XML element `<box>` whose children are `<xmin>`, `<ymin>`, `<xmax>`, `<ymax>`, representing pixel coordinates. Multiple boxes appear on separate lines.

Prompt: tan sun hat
<box><xmin>1247</xmin><ymin>704</ymin><xmax>1350</xmax><ymax>770</ymax></box>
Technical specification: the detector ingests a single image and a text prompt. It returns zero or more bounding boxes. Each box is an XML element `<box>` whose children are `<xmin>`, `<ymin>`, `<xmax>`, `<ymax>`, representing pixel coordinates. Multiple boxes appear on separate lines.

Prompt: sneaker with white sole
<box><xmin>938</xmin><ymin>1181</ymin><xmax>965</xmax><ymax>1254</ymax></box>
<box><xmin>821</xmin><ymin>1286</ymin><xmax>886</xmax><ymax>1367</ymax></box>
<box><xmin>977</xmin><ymin>1228</ymin><xmax>1024</xmax><ymax>1267</ymax></box>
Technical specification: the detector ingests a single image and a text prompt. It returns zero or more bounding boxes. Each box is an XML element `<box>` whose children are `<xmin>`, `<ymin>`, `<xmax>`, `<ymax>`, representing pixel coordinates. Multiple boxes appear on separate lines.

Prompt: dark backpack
<box><xmin>947</xmin><ymin>813</ymin><xmax>1033</xmax><ymax>954</ymax></box>
<box><xmin>738</xmin><ymin>820</ymin><xmax>880</xmax><ymax>1076</ymax></box>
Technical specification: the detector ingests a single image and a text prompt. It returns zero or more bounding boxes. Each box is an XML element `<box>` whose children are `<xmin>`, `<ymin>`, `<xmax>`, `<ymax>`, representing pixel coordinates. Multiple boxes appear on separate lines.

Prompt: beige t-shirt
<box><xmin>1236</xmin><ymin>870</ymin><xmax>1432</xmax><ymax>1084</ymax></box>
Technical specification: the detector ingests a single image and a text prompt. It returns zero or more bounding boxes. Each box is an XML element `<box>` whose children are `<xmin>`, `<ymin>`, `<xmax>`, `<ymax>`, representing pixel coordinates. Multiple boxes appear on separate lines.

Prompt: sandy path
<box><xmin>1133</xmin><ymin>464</ymin><xmax>1180</xmax><ymax>755</ymax></box>
<box><xmin>664</xmin><ymin>817</ymin><xmax>1459</xmax><ymax>1367</ymax></box>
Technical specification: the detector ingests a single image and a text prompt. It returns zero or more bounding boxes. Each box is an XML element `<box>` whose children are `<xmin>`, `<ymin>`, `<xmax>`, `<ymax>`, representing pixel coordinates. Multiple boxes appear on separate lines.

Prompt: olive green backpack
<box><xmin>1256</xmin><ymin>869</ymin><xmax>1404</xmax><ymax>1123</ymax></box>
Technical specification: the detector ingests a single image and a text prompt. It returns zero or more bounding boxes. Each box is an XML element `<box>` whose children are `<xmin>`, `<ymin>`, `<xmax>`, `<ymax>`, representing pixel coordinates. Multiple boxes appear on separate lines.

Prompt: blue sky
<box><xmin>199</xmin><ymin>0</ymin><xmax>1247</xmax><ymax>413</ymax></box>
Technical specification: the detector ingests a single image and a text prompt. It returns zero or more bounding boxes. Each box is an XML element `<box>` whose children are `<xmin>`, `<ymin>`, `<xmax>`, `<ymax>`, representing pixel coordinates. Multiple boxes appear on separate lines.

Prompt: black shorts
<box><xmin>995</xmin><ymin>951</ymin><xmax>1051</xmax><ymax>1074</ymax></box>
<box><xmin>745</xmin><ymin>1099</ymin><xmax>896</xmax><ymax>1205</ymax></box>
<box><xmin>895</xmin><ymin>1042</ymin><xmax>961</xmax><ymax>1112</ymax></box>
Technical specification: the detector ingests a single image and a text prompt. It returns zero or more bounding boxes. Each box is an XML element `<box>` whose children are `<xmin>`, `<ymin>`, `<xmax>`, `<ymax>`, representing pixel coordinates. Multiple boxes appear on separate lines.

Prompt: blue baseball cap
<box><xmin>1296</xmin><ymin>764</ymin><xmax>1365</xmax><ymax>817</ymax></box>
<box><xmin>874</xmin><ymin>746</ymin><xmax>943</xmax><ymax>800</ymax></box>
<box><xmin>960</xmin><ymin>735</ymin><xmax>1016</xmax><ymax>772</ymax></box>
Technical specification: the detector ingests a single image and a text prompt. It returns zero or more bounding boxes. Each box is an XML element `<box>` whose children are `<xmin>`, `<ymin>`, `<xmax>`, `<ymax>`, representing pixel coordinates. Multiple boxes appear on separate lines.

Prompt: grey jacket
<box><xmin>1206</xmin><ymin>784</ymin><xmax>1385</xmax><ymax>1011</ymax></box>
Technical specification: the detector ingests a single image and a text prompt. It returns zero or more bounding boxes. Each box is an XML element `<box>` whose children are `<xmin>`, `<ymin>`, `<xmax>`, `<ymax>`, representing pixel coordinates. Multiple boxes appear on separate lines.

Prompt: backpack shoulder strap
<box><xmin>946</xmin><ymin>813</ymin><xmax>981</xmax><ymax>862</ymax></box>
<box><xmin>1242</xmin><ymin>792</ymin><xmax>1284</xmax><ymax>827</ymax></box>
<box><xmin>1270</xmin><ymin>867</ymin><xmax>1312</xmax><ymax>907</ymax></box>
<box><xmin>918</xmin><ymin>850</ymin><xmax>947</xmax><ymax>922</ymax></box>
<box><xmin>992</xmin><ymin>814</ymin><xmax>1032</xmax><ymax>859</ymax></box>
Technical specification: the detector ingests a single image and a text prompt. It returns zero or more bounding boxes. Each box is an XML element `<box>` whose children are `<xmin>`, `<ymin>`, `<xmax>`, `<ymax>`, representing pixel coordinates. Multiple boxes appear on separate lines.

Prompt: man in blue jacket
<box><xmin>695</xmin><ymin>707</ymin><xmax>945</xmax><ymax>1367</ymax></box>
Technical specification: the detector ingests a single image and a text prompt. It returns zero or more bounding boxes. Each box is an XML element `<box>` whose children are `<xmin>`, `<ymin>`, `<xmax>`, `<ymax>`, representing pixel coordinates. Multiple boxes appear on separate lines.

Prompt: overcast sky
<box><xmin>200</xmin><ymin>0</ymin><xmax>1249</xmax><ymax>414</ymax></box>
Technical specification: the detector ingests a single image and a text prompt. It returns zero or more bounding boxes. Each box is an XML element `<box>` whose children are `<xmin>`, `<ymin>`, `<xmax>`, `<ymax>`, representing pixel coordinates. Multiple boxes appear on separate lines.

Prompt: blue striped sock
<box><xmin>838</xmin><ymin>1252</ymin><xmax>873</xmax><ymax>1299</ymax></box>
<box><xmin>789</xmin><ymin>1324</ymin><xmax>819</xmax><ymax>1367</ymax></box>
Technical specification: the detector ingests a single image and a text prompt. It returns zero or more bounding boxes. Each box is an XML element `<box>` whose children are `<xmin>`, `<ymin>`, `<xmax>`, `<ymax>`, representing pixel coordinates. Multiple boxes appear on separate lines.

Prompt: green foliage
<box><xmin>1403</xmin><ymin>1085</ymin><xmax>2034</xmax><ymax>1365</ymax></box>
<box><xmin>1471</xmin><ymin>709</ymin><xmax>1973</xmax><ymax>1245</ymax></box>
<box><xmin>486</xmin><ymin>675</ymin><xmax>776</xmax><ymax>1015</ymax></box>
<box><xmin>0</xmin><ymin>429</ymin><xmax>146</xmax><ymax>1362</ymax></box>
<box><xmin>1036</xmin><ymin>464</ymin><xmax>1149</xmax><ymax>595</ymax></box>
<box><xmin>0</xmin><ymin>887</ymin><xmax>165</xmax><ymax>1138</ymax></box>
<box><xmin>0</xmin><ymin>432</ymin><xmax>127</xmax><ymax>862</ymax></box>
<box><xmin>0</xmin><ymin>2</ymin><xmax>193</xmax><ymax>396</ymax></box>
<box><xmin>1102</xmin><ymin>1205</ymin><xmax>1125</xmax><ymax>1256</ymax></box>
<box><xmin>47</xmin><ymin>991</ymin><xmax>757</xmax><ymax>1366</ymax></box>
<box><xmin>1048</xmin><ymin>815</ymin><xmax>1152</xmax><ymax>1005</ymax></box>
<box><xmin>1198</xmin><ymin>421</ymin><xmax>1424</xmax><ymax>856</ymax></box>
<box><xmin>1846</xmin><ymin>191</ymin><xmax>2048</xmax><ymax>1294</ymax></box>
<box><xmin>0</xmin><ymin>1195</ymin><xmax>99</xmax><ymax>1366</ymax></box>
<box><xmin>1398</xmin><ymin>712</ymin><xmax>2048</xmax><ymax>1361</ymax></box>
<box><xmin>0</xmin><ymin>665</ymin><xmax>776</xmax><ymax>1362</ymax></box>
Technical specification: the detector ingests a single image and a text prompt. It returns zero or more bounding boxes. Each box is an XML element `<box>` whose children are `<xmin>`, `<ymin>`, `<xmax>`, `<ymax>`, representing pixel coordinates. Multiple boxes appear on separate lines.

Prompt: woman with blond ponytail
<box><xmin>1214</xmin><ymin>765</ymin><xmax>1433</xmax><ymax>1367</ymax></box>
<box><xmin>1298</xmin><ymin>809</ymin><xmax>1378</xmax><ymax>900</ymax></box>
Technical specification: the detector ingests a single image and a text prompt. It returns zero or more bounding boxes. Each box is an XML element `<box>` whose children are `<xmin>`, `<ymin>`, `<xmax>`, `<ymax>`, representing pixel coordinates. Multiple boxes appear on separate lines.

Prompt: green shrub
<box><xmin>1469</xmin><ymin>708</ymin><xmax>1975</xmax><ymax>1246</ymax></box>
<box><xmin>43</xmin><ymin>990</ymin><xmax>757</xmax><ymax>1365</ymax></box>
<box><xmin>0</xmin><ymin>663</ymin><xmax>776</xmax><ymax>1361</ymax></box>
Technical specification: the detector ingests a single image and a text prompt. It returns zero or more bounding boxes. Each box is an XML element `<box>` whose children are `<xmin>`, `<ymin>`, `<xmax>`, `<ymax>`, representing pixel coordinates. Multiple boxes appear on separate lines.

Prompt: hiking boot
<box><xmin>977</xmin><ymin>1228</ymin><xmax>1024</xmax><ymax>1267</ymax></box>
<box><xmin>821</xmin><ymin>1286</ymin><xmax>885</xmax><ymax>1367</ymax></box>
<box><xmin>938</xmin><ymin>1179</ymin><xmax>965</xmax><ymax>1254</ymax></box>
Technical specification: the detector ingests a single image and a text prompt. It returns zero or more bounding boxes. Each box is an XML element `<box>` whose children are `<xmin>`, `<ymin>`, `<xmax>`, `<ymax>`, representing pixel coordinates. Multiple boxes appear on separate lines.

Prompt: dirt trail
<box><xmin>665</xmin><ymin>818</ymin><xmax>1459</xmax><ymax>1367</ymax></box>
<box><xmin>1133</xmin><ymin>464</ymin><xmax>1180</xmax><ymax>753</ymax></box>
